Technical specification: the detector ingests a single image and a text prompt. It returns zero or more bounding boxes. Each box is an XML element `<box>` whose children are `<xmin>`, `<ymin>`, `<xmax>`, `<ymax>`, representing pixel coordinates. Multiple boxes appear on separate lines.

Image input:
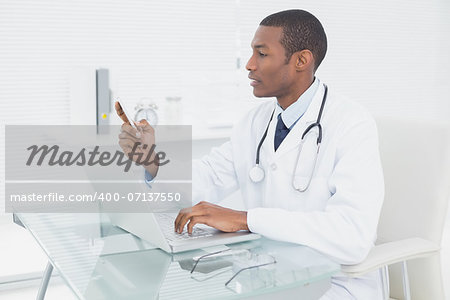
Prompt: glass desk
<box><xmin>15</xmin><ymin>213</ymin><xmax>340</xmax><ymax>300</ymax></box>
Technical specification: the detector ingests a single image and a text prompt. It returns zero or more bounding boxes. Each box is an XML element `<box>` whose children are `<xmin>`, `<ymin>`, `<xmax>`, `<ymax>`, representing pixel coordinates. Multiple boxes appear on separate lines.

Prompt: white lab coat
<box><xmin>192</xmin><ymin>83</ymin><xmax>385</xmax><ymax>299</ymax></box>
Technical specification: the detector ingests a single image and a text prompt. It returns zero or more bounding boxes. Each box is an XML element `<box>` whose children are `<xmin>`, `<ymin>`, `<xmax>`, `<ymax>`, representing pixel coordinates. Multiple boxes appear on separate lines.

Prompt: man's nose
<box><xmin>246</xmin><ymin>55</ymin><xmax>256</xmax><ymax>71</ymax></box>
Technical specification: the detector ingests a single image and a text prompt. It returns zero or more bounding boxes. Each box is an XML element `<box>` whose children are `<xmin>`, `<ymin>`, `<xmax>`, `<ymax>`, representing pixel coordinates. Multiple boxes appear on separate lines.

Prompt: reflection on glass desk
<box><xmin>15</xmin><ymin>213</ymin><xmax>340</xmax><ymax>300</ymax></box>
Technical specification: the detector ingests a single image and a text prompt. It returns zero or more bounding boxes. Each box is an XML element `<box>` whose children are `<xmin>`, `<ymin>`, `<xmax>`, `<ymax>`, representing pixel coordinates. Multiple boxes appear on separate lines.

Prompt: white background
<box><xmin>0</xmin><ymin>0</ymin><xmax>449</xmax><ymax>297</ymax></box>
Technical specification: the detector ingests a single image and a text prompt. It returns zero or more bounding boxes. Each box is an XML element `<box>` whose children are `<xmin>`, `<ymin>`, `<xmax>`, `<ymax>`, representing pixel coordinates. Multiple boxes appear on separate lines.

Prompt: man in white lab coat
<box><xmin>117</xmin><ymin>9</ymin><xmax>385</xmax><ymax>300</ymax></box>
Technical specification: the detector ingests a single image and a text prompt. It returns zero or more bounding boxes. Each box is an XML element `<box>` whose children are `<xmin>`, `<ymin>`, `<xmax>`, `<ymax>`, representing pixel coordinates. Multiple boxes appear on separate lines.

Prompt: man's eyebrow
<box><xmin>252</xmin><ymin>44</ymin><xmax>268</xmax><ymax>49</ymax></box>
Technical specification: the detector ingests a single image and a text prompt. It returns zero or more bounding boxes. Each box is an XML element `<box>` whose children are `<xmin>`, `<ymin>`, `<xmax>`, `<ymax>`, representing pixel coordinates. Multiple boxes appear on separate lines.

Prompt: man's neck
<box><xmin>277</xmin><ymin>77</ymin><xmax>315</xmax><ymax>110</ymax></box>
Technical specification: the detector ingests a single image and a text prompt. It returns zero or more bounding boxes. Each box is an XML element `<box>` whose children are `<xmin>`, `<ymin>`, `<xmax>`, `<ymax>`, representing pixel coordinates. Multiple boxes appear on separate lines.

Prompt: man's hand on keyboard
<box><xmin>174</xmin><ymin>201</ymin><xmax>249</xmax><ymax>234</ymax></box>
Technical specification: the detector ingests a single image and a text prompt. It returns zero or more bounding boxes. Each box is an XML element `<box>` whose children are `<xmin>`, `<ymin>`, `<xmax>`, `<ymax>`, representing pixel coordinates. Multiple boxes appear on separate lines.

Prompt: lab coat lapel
<box><xmin>260</xmin><ymin>103</ymin><xmax>278</xmax><ymax>161</ymax></box>
<box><xmin>275</xmin><ymin>83</ymin><xmax>326</xmax><ymax>157</ymax></box>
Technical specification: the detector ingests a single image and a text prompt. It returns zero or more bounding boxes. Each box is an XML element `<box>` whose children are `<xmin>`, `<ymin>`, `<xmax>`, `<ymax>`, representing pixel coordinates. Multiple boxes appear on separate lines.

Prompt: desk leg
<box><xmin>36</xmin><ymin>261</ymin><xmax>53</xmax><ymax>300</ymax></box>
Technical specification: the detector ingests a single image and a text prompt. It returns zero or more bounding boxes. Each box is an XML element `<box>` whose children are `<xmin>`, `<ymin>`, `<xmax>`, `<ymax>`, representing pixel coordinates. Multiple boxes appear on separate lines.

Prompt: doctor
<box><xmin>117</xmin><ymin>9</ymin><xmax>384</xmax><ymax>300</ymax></box>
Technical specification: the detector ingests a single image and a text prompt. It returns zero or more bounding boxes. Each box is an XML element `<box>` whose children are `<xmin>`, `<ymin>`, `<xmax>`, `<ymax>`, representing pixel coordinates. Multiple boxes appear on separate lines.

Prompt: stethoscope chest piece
<box><xmin>249</xmin><ymin>165</ymin><xmax>265</xmax><ymax>182</ymax></box>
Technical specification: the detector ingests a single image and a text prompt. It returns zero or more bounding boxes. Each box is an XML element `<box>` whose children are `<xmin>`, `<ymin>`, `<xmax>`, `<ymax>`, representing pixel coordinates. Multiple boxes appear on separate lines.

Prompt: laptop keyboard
<box><xmin>156</xmin><ymin>213</ymin><xmax>213</xmax><ymax>241</ymax></box>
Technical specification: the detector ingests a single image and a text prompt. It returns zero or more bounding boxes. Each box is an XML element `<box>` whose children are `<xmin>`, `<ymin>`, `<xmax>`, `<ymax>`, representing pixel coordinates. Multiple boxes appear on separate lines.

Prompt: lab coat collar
<box><xmin>275</xmin><ymin>77</ymin><xmax>319</xmax><ymax>129</ymax></box>
<box><xmin>273</xmin><ymin>82</ymin><xmax>327</xmax><ymax>157</ymax></box>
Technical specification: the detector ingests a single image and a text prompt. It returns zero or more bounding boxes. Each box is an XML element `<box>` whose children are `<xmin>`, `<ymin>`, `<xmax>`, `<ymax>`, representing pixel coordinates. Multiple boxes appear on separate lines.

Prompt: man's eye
<box><xmin>258</xmin><ymin>52</ymin><xmax>267</xmax><ymax>57</ymax></box>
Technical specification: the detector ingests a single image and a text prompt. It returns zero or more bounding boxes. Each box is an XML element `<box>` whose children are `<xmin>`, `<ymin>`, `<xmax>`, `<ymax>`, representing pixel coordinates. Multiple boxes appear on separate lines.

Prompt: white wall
<box><xmin>1</xmin><ymin>0</ymin><xmax>448</xmax><ymax>126</ymax></box>
<box><xmin>0</xmin><ymin>0</ymin><xmax>449</xmax><ymax>290</ymax></box>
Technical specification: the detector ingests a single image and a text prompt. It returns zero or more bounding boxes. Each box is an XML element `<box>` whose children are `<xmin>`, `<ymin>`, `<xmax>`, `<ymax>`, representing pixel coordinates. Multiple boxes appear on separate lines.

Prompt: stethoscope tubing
<box><xmin>250</xmin><ymin>84</ymin><xmax>329</xmax><ymax>188</ymax></box>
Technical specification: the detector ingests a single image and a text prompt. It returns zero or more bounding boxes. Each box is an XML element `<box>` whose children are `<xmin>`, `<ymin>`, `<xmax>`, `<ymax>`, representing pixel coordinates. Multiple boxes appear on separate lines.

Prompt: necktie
<box><xmin>274</xmin><ymin>114</ymin><xmax>289</xmax><ymax>151</ymax></box>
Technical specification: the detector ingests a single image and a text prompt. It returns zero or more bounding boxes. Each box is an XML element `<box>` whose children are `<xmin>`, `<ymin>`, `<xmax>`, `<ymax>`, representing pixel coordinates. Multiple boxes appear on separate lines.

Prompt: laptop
<box><xmin>109</xmin><ymin>212</ymin><xmax>261</xmax><ymax>253</ymax></box>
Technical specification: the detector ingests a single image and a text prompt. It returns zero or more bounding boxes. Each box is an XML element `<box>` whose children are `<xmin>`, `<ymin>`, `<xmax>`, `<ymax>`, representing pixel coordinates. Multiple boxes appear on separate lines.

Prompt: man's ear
<box><xmin>294</xmin><ymin>50</ymin><xmax>314</xmax><ymax>71</ymax></box>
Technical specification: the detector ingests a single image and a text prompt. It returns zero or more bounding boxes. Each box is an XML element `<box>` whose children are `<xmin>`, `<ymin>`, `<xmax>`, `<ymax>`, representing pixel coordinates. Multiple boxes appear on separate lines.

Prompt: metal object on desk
<box><xmin>164</xmin><ymin>96</ymin><xmax>182</xmax><ymax>125</ymax></box>
<box><xmin>189</xmin><ymin>247</ymin><xmax>277</xmax><ymax>290</ymax></box>
<box><xmin>96</xmin><ymin>68</ymin><xmax>111</xmax><ymax>135</ymax></box>
<box><xmin>225</xmin><ymin>253</ymin><xmax>277</xmax><ymax>290</ymax></box>
<box><xmin>134</xmin><ymin>99</ymin><xmax>159</xmax><ymax>126</ymax></box>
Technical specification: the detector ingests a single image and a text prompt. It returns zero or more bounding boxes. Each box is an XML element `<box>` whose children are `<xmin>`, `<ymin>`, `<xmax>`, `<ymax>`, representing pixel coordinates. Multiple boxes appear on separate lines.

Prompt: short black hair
<box><xmin>260</xmin><ymin>9</ymin><xmax>327</xmax><ymax>71</ymax></box>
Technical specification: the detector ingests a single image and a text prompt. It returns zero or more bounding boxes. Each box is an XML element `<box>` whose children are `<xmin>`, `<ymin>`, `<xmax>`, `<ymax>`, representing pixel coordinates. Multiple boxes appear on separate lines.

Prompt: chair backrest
<box><xmin>375</xmin><ymin>117</ymin><xmax>450</xmax><ymax>245</ymax></box>
<box><xmin>375</xmin><ymin>117</ymin><xmax>450</xmax><ymax>300</ymax></box>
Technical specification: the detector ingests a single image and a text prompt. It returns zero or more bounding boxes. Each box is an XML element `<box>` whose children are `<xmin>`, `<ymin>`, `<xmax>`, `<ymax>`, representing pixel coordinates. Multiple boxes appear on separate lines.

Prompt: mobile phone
<box><xmin>117</xmin><ymin>100</ymin><xmax>141</xmax><ymax>138</ymax></box>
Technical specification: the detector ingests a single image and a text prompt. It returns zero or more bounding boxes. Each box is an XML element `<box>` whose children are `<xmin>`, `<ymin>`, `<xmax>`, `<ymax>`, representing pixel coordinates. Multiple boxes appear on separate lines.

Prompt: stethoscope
<box><xmin>249</xmin><ymin>84</ymin><xmax>328</xmax><ymax>192</ymax></box>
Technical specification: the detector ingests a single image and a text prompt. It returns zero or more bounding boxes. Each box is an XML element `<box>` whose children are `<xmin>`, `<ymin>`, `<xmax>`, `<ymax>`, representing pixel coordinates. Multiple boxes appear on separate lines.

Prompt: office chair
<box><xmin>341</xmin><ymin>117</ymin><xmax>450</xmax><ymax>300</ymax></box>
